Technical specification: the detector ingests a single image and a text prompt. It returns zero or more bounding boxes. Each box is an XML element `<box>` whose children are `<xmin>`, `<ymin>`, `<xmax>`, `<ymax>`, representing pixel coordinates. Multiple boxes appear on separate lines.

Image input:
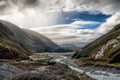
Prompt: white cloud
<box><xmin>31</xmin><ymin>12</ymin><xmax>120</xmax><ymax>46</ymax></box>
<box><xmin>71</xmin><ymin>20</ymin><xmax>100</xmax><ymax>25</ymax></box>
<box><xmin>31</xmin><ymin>20</ymin><xmax>101</xmax><ymax>46</ymax></box>
<box><xmin>0</xmin><ymin>9</ymin><xmax>60</xmax><ymax>28</ymax></box>
<box><xmin>96</xmin><ymin>12</ymin><xmax>120</xmax><ymax>33</ymax></box>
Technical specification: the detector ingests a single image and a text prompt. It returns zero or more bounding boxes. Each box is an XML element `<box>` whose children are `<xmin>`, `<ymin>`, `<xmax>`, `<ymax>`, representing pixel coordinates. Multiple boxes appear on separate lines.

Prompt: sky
<box><xmin>0</xmin><ymin>0</ymin><xmax>120</xmax><ymax>47</ymax></box>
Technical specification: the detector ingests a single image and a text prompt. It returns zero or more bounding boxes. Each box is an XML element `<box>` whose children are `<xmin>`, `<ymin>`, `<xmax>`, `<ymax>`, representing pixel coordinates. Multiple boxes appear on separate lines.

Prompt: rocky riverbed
<box><xmin>0</xmin><ymin>53</ymin><xmax>94</xmax><ymax>80</ymax></box>
<box><xmin>49</xmin><ymin>53</ymin><xmax>120</xmax><ymax>80</ymax></box>
<box><xmin>2</xmin><ymin>52</ymin><xmax>120</xmax><ymax>80</ymax></box>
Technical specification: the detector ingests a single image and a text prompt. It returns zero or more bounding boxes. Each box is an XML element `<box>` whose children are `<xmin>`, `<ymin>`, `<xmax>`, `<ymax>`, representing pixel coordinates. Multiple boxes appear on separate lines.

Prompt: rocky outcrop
<box><xmin>0</xmin><ymin>63</ymin><xmax>23</xmax><ymax>80</ymax></box>
<box><xmin>92</xmin><ymin>36</ymin><xmax>120</xmax><ymax>61</ymax></box>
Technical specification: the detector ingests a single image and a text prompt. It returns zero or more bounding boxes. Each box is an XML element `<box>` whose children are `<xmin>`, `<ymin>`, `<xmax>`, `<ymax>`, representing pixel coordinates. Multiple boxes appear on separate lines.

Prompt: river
<box><xmin>42</xmin><ymin>53</ymin><xmax>120</xmax><ymax>80</ymax></box>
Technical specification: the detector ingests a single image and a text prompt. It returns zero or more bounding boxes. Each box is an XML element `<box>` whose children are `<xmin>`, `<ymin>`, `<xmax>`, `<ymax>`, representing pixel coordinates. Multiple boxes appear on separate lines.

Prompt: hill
<box><xmin>0</xmin><ymin>20</ymin><xmax>61</xmax><ymax>59</ymax></box>
<box><xmin>72</xmin><ymin>24</ymin><xmax>120</xmax><ymax>63</ymax></box>
<box><xmin>0</xmin><ymin>21</ymin><xmax>30</xmax><ymax>59</ymax></box>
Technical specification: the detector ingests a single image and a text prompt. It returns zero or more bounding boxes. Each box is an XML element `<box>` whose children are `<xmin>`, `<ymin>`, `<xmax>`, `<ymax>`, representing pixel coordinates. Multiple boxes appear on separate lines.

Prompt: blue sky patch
<box><xmin>56</xmin><ymin>11</ymin><xmax>111</xmax><ymax>29</ymax></box>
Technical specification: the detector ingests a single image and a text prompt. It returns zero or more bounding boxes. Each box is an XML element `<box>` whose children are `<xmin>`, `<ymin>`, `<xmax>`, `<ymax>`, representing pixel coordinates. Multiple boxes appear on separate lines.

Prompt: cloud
<box><xmin>0</xmin><ymin>0</ymin><xmax>120</xmax><ymax>47</ymax></box>
<box><xmin>0</xmin><ymin>9</ymin><xmax>60</xmax><ymax>28</ymax></box>
<box><xmin>71</xmin><ymin>20</ymin><xmax>100</xmax><ymax>25</ymax></box>
<box><xmin>31</xmin><ymin>12</ymin><xmax>120</xmax><ymax>46</ymax></box>
<box><xmin>31</xmin><ymin>20</ymin><xmax>101</xmax><ymax>46</ymax></box>
<box><xmin>96</xmin><ymin>12</ymin><xmax>120</xmax><ymax>33</ymax></box>
<box><xmin>0</xmin><ymin>0</ymin><xmax>120</xmax><ymax>14</ymax></box>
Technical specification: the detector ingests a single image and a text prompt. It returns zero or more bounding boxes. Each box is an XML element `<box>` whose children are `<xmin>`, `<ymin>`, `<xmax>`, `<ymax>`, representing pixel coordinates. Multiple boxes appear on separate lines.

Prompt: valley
<box><xmin>0</xmin><ymin>20</ymin><xmax>120</xmax><ymax>80</ymax></box>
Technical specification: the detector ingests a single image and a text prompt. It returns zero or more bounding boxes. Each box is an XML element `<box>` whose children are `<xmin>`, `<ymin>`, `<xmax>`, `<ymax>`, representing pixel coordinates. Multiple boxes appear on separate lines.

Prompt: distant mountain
<box><xmin>60</xmin><ymin>44</ymin><xmax>79</xmax><ymax>51</ymax></box>
<box><xmin>0</xmin><ymin>20</ymin><xmax>60</xmax><ymax>59</ymax></box>
<box><xmin>72</xmin><ymin>24</ymin><xmax>120</xmax><ymax>63</ymax></box>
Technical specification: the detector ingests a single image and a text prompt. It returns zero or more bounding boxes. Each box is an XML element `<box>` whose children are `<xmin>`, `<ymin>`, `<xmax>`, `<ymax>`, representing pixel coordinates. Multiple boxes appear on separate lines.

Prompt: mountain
<box><xmin>72</xmin><ymin>24</ymin><xmax>120</xmax><ymax>63</ymax></box>
<box><xmin>23</xmin><ymin>29</ymin><xmax>60</xmax><ymax>52</ymax></box>
<box><xmin>0</xmin><ymin>20</ymin><xmax>60</xmax><ymax>59</ymax></box>
<box><xmin>0</xmin><ymin>21</ymin><xmax>30</xmax><ymax>59</ymax></box>
<box><xmin>60</xmin><ymin>44</ymin><xmax>79</xmax><ymax>51</ymax></box>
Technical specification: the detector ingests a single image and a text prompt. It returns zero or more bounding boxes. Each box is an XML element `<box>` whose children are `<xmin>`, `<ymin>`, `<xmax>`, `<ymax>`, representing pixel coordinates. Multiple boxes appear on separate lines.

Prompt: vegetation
<box><xmin>0</xmin><ymin>20</ymin><xmax>61</xmax><ymax>54</ymax></box>
<box><xmin>72</xmin><ymin>24</ymin><xmax>120</xmax><ymax>64</ymax></box>
<box><xmin>31</xmin><ymin>54</ymin><xmax>51</xmax><ymax>59</ymax></box>
<box><xmin>0</xmin><ymin>21</ymin><xmax>31</xmax><ymax>59</ymax></box>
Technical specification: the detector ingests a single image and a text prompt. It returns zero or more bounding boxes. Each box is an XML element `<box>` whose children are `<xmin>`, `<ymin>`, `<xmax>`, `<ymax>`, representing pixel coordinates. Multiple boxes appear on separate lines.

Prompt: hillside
<box><xmin>0</xmin><ymin>22</ymin><xmax>30</xmax><ymax>59</ymax></box>
<box><xmin>0</xmin><ymin>20</ymin><xmax>62</xmax><ymax>59</ymax></box>
<box><xmin>0</xmin><ymin>20</ymin><xmax>60</xmax><ymax>53</ymax></box>
<box><xmin>24</xmin><ymin>29</ymin><xmax>60</xmax><ymax>52</ymax></box>
<box><xmin>72</xmin><ymin>24</ymin><xmax>120</xmax><ymax>63</ymax></box>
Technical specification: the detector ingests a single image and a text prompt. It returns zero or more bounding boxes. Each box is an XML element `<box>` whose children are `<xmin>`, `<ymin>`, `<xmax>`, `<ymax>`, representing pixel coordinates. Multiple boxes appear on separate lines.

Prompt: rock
<box><xmin>0</xmin><ymin>63</ymin><xmax>23</xmax><ymax>80</ymax></box>
<box><xmin>12</xmin><ymin>71</ymin><xmax>59</xmax><ymax>80</ymax></box>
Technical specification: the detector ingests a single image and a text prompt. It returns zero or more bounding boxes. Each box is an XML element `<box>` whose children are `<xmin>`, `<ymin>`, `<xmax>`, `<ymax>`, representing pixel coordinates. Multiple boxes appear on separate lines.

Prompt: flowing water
<box><xmin>34</xmin><ymin>53</ymin><xmax>120</xmax><ymax>80</ymax></box>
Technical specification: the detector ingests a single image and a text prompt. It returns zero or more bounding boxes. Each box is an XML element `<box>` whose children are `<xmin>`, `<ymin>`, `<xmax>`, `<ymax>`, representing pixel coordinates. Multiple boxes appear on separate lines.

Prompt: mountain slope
<box><xmin>0</xmin><ymin>22</ymin><xmax>30</xmax><ymax>59</ymax></box>
<box><xmin>23</xmin><ymin>29</ymin><xmax>60</xmax><ymax>52</ymax></box>
<box><xmin>0</xmin><ymin>20</ymin><xmax>60</xmax><ymax>53</ymax></box>
<box><xmin>0</xmin><ymin>20</ymin><xmax>61</xmax><ymax>59</ymax></box>
<box><xmin>72</xmin><ymin>24</ymin><xmax>120</xmax><ymax>63</ymax></box>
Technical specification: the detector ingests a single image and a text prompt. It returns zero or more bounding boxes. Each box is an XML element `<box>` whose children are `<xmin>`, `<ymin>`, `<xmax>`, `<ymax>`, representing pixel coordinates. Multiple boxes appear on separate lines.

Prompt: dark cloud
<box><xmin>0</xmin><ymin>0</ymin><xmax>120</xmax><ymax>15</ymax></box>
<box><xmin>11</xmin><ymin>0</ymin><xmax>40</xmax><ymax>8</ymax></box>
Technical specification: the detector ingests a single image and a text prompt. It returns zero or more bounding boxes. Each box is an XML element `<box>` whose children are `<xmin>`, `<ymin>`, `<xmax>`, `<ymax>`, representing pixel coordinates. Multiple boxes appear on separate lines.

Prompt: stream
<box><xmin>47</xmin><ymin>53</ymin><xmax>120</xmax><ymax>80</ymax></box>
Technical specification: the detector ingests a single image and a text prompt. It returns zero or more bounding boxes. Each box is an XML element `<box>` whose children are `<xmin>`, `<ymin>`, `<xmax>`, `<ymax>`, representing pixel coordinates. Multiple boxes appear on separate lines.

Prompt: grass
<box><xmin>74</xmin><ymin>58</ymin><xmax>120</xmax><ymax>68</ymax></box>
<box><xmin>31</xmin><ymin>54</ymin><xmax>51</xmax><ymax>59</ymax></box>
<box><xmin>0</xmin><ymin>59</ymin><xmax>50</xmax><ymax>71</ymax></box>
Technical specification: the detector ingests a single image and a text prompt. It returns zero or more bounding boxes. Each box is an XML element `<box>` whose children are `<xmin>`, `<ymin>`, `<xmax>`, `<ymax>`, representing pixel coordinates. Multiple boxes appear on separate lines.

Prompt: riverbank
<box><xmin>74</xmin><ymin>58</ymin><xmax>120</xmax><ymax>74</ymax></box>
<box><xmin>0</xmin><ymin>53</ymin><xmax>94</xmax><ymax>80</ymax></box>
<box><xmin>50</xmin><ymin>53</ymin><xmax>120</xmax><ymax>80</ymax></box>
<box><xmin>2</xmin><ymin>52</ymin><xmax>120</xmax><ymax>80</ymax></box>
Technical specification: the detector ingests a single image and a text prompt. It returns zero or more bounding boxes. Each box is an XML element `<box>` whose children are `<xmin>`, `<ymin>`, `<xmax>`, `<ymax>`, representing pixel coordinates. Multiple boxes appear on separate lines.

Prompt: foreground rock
<box><xmin>0</xmin><ymin>57</ymin><xmax>94</xmax><ymax>80</ymax></box>
<box><xmin>13</xmin><ymin>71</ymin><xmax>59</xmax><ymax>80</ymax></box>
<box><xmin>0</xmin><ymin>63</ymin><xmax>23</xmax><ymax>80</ymax></box>
<box><xmin>47</xmin><ymin>63</ymin><xmax>94</xmax><ymax>80</ymax></box>
<box><xmin>0</xmin><ymin>63</ymin><xmax>59</xmax><ymax>80</ymax></box>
